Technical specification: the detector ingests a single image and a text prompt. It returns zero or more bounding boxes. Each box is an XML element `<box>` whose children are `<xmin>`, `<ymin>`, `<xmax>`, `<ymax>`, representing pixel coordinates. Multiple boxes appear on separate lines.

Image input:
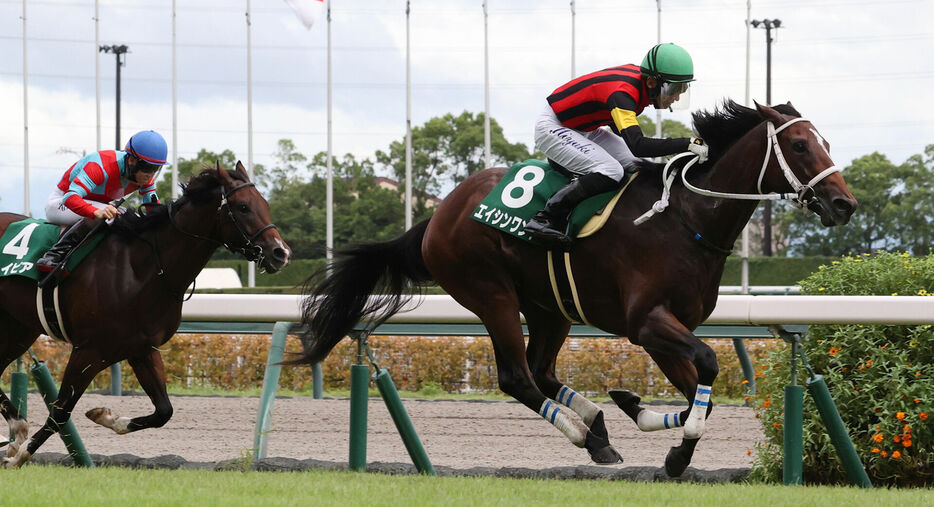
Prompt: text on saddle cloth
<box><xmin>0</xmin><ymin>218</ymin><xmax>106</xmax><ymax>281</ymax></box>
<box><xmin>471</xmin><ymin>159</ymin><xmax>637</xmax><ymax>242</ymax></box>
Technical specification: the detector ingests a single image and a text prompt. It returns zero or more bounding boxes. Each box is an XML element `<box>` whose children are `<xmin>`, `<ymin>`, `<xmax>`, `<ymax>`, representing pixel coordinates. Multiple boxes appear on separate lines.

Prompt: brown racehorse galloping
<box><xmin>0</xmin><ymin>162</ymin><xmax>290</xmax><ymax>468</ymax></box>
<box><xmin>295</xmin><ymin>101</ymin><xmax>857</xmax><ymax>475</ymax></box>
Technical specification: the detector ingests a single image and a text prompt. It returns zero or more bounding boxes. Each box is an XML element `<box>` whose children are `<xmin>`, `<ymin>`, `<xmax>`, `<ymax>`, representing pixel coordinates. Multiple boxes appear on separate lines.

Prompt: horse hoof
<box><xmin>608</xmin><ymin>390</ymin><xmax>642</xmax><ymax>422</ymax></box>
<box><xmin>664</xmin><ymin>445</ymin><xmax>691</xmax><ymax>477</ymax></box>
<box><xmin>589</xmin><ymin>444</ymin><xmax>624</xmax><ymax>465</ymax></box>
<box><xmin>86</xmin><ymin>407</ymin><xmax>112</xmax><ymax>424</ymax></box>
<box><xmin>584</xmin><ymin>428</ymin><xmax>623</xmax><ymax>464</ymax></box>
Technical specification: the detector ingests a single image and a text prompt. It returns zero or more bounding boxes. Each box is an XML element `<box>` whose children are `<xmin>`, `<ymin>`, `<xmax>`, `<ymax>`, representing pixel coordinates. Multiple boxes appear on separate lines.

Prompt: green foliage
<box><xmin>375</xmin><ymin>111</ymin><xmax>532</xmax><ymax>200</ymax></box>
<box><xmin>750</xmin><ymin>252</ymin><xmax>934</xmax><ymax>486</ymax></box>
<box><xmin>720</xmin><ymin>256</ymin><xmax>835</xmax><ymax>285</ymax></box>
<box><xmin>778</xmin><ymin>145</ymin><xmax>934</xmax><ymax>256</ymax></box>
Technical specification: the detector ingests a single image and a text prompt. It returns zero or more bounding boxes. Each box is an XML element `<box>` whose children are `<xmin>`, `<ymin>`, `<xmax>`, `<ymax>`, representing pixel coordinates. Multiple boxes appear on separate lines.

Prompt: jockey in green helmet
<box><xmin>524</xmin><ymin>43</ymin><xmax>708</xmax><ymax>250</ymax></box>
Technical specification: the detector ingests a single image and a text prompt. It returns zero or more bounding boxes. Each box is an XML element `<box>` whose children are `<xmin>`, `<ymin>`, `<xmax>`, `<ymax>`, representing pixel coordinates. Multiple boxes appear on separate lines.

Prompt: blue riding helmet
<box><xmin>125</xmin><ymin>130</ymin><xmax>168</xmax><ymax>171</ymax></box>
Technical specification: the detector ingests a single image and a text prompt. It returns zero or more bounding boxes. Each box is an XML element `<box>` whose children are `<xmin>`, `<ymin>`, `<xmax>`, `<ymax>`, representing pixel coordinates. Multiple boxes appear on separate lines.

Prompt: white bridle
<box><xmin>635</xmin><ymin>117</ymin><xmax>841</xmax><ymax>226</ymax></box>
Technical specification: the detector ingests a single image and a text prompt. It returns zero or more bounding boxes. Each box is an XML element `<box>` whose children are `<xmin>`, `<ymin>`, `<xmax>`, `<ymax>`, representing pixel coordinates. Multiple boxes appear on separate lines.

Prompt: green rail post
<box><xmin>110</xmin><ymin>363</ymin><xmax>121</xmax><ymax>396</ymax></box>
<box><xmin>732</xmin><ymin>337</ymin><xmax>756</xmax><ymax>399</ymax></box>
<box><xmin>9</xmin><ymin>358</ymin><xmax>28</xmax><ymax>443</ymax></box>
<box><xmin>349</xmin><ymin>332</ymin><xmax>370</xmax><ymax>471</ymax></box>
<box><xmin>375</xmin><ymin>368</ymin><xmax>435</xmax><ymax>475</ymax></box>
<box><xmin>312</xmin><ymin>362</ymin><xmax>323</xmax><ymax>399</ymax></box>
<box><xmin>783</xmin><ymin>334</ymin><xmax>804</xmax><ymax>485</ymax></box>
<box><xmin>807</xmin><ymin>374</ymin><xmax>873</xmax><ymax>488</ymax></box>
<box><xmin>253</xmin><ymin>321</ymin><xmax>289</xmax><ymax>460</ymax></box>
<box><xmin>30</xmin><ymin>360</ymin><xmax>94</xmax><ymax>467</ymax></box>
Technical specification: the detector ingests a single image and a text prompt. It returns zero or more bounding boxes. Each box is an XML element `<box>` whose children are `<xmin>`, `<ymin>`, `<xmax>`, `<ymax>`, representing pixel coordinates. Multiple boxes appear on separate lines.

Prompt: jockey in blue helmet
<box><xmin>37</xmin><ymin>130</ymin><xmax>168</xmax><ymax>276</ymax></box>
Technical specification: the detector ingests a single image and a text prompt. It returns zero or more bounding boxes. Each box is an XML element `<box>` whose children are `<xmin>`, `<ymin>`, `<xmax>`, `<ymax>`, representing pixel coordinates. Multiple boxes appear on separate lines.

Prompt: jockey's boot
<box><xmin>523</xmin><ymin>172</ymin><xmax>618</xmax><ymax>250</ymax></box>
<box><xmin>36</xmin><ymin>218</ymin><xmax>96</xmax><ymax>276</ymax></box>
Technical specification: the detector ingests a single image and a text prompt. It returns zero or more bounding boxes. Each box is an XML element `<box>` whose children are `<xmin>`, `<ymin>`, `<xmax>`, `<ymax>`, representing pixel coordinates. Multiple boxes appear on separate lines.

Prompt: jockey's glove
<box><xmin>688</xmin><ymin>137</ymin><xmax>709</xmax><ymax>163</ymax></box>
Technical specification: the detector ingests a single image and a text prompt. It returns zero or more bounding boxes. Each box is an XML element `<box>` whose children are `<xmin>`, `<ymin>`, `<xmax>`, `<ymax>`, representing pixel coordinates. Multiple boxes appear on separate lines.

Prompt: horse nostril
<box><xmin>834</xmin><ymin>197</ymin><xmax>857</xmax><ymax>216</ymax></box>
<box><xmin>273</xmin><ymin>247</ymin><xmax>289</xmax><ymax>264</ymax></box>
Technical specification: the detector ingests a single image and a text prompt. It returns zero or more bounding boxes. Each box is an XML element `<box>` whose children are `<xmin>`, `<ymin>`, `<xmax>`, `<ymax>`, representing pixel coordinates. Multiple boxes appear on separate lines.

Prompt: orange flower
<box><xmin>873</xmin><ymin>433</ymin><xmax>884</xmax><ymax>443</ymax></box>
<box><xmin>897</xmin><ymin>412</ymin><xmax>906</xmax><ymax>420</ymax></box>
<box><xmin>773</xmin><ymin>422</ymin><xmax>781</xmax><ymax>429</ymax></box>
<box><xmin>763</xmin><ymin>400</ymin><xmax>772</xmax><ymax>408</ymax></box>
<box><xmin>866</xmin><ymin>360</ymin><xmax>873</xmax><ymax>366</ymax></box>
<box><xmin>903</xmin><ymin>440</ymin><xmax>912</xmax><ymax>448</ymax></box>
<box><xmin>742</xmin><ymin>380</ymin><xmax>749</xmax><ymax>385</ymax></box>
<box><xmin>881</xmin><ymin>451</ymin><xmax>889</xmax><ymax>458</ymax></box>
<box><xmin>920</xmin><ymin>412</ymin><xmax>929</xmax><ymax>421</ymax></box>
<box><xmin>915</xmin><ymin>399</ymin><xmax>921</xmax><ymax>404</ymax></box>
<box><xmin>829</xmin><ymin>347</ymin><xmax>839</xmax><ymax>355</ymax></box>
<box><xmin>747</xmin><ymin>449</ymin><xmax>752</xmax><ymax>456</ymax></box>
<box><xmin>892</xmin><ymin>451</ymin><xmax>902</xmax><ymax>459</ymax></box>
<box><xmin>875</xmin><ymin>425</ymin><xmax>881</xmax><ymax>430</ymax></box>
<box><xmin>917</xmin><ymin>373</ymin><xmax>922</xmax><ymax>377</ymax></box>
<box><xmin>871</xmin><ymin>448</ymin><xmax>880</xmax><ymax>453</ymax></box>
<box><xmin>893</xmin><ymin>435</ymin><xmax>901</xmax><ymax>443</ymax></box>
<box><xmin>904</xmin><ymin>425</ymin><xmax>912</xmax><ymax>433</ymax></box>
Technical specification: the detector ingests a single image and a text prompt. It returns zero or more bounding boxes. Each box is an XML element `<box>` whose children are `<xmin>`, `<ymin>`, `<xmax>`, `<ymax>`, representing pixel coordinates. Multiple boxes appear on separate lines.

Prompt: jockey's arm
<box><xmin>607</xmin><ymin>92</ymin><xmax>690</xmax><ymax>158</ymax></box>
<box><xmin>62</xmin><ymin>164</ymin><xmax>106</xmax><ymax>219</ymax></box>
<box><xmin>138</xmin><ymin>179</ymin><xmax>160</xmax><ymax>206</ymax></box>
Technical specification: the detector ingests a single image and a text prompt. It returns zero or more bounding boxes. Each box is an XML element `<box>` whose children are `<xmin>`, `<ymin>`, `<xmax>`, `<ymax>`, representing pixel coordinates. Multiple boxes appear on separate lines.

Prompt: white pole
<box><xmin>405</xmin><ymin>0</ymin><xmax>412</xmax><ymax>230</ymax></box>
<box><xmin>742</xmin><ymin>0</ymin><xmax>752</xmax><ymax>294</ymax></box>
<box><xmin>172</xmin><ymin>0</ymin><xmax>178</xmax><ymax>199</ymax></box>
<box><xmin>654</xmin><ymin>0</ymin><xmax>662</xmax><ymax>140</ymax></box>
<box><xmin>482</xmin><ymin>0</ymin><xmax>491</xmax><ymax>168</ymax></box>
<box><xmin>95</xmin><ymin>0</ymin><xmax>101</xmax><ymax>152</ymax></box>
<box><xmin>326</xmin><ymin>1</ymin><xmax>333</xmax><ymax>263</ymax></box>
<box><xmin>570</xmin><ymin>0</ymin><xmax>575</xmax><ymax>78</ymax></box>
<box><xmin>246</xmin><ymin>0</ymin><xmax>256</xmax><ymax>287</ymax></box>
<box><xmin>22</xmin><ymin>0</ymin><xmax>29</xmax><ymax>216</ymax></box>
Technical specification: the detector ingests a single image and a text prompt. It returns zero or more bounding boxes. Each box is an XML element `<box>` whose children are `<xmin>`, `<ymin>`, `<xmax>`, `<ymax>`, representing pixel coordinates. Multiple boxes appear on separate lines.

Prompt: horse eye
<box><xmin>792</xmin><ymin>141</ymin><xmax>807</xmax><ymax>153</ymax></box>
<box><xmin>237</xmin><ymin>203</ymin><xmax>250</xmax><ymax>213</ymax></box>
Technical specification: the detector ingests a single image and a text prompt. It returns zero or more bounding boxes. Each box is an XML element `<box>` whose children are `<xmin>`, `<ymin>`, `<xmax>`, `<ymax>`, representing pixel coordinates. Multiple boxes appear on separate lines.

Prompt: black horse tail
<box><xmin>292</xmin><ymin>218</ymin><xmax>433</xmax><ymax>365</ymax></box>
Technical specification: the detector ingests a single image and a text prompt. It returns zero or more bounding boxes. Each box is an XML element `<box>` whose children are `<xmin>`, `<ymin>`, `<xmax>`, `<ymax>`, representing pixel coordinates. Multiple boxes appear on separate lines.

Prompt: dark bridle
<box><xmin>169</xmin><ymin>180</ymin><xmax>278</xmax><ymax>266</ymax></box>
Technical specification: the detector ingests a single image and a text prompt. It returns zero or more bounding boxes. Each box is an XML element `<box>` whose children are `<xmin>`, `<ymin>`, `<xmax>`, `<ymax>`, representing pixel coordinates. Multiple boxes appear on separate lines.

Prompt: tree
<box><xmin>376</xmin><ymin>111</ymin><xmax>532</xmax><ymax>205</ymax></box>
<box><xmin>637</xmin><ymin>116</ymin><xmax>695</xmax><ymax>139</ymax></box>
<box><xmin>777</xmin><ymin>151</ymin><xmax>920</xmax><ymax>255</ymax></box>
<box><xmin>154</xmin><ymin>149</ymin><xmax>266</xmax><ymax>200</ymax></box>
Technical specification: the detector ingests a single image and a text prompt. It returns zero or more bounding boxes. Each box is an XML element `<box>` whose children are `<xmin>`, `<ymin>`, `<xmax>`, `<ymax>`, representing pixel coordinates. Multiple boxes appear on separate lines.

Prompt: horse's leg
<box><xmin>87</xmin><ymin>348</ymin><xmax>173</xmax><ymax>433</ymax></box>
<box><xmin>524</xmin><ymin>306</ymin><xmax>621</xmax><ymax>463</ymax></box>
<box><xmin>0</xmin><ymin>312</ymin><xmax>38</xmax><ymax>457</ymax></box>
<box><xmin>3</xmin><ymin>347</ymin><xmax>107</xmax><ymax>468</ymax></box>
<box><xmin>621</xmin><ymin>306</ymin><xmax>719</xmax><ymax>477</ymax></box>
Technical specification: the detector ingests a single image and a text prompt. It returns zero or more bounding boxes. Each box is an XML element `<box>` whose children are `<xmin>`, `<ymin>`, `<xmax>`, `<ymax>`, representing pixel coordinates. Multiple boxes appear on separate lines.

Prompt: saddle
<box><xmin>471</xmin><ymin>159</ymin><xmax>637</xmax><ymax>243</ymax></box>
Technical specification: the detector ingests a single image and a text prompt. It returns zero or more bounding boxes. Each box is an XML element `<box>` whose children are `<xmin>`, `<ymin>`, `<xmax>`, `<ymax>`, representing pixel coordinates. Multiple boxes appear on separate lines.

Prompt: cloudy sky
<box><xmin>1</xmin><ymin>0</ymin><xmax>932</xmax><ymax>217</ymax></box>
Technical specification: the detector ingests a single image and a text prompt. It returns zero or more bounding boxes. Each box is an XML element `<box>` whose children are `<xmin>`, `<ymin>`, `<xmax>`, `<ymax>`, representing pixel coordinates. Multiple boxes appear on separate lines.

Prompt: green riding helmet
<box><xmin>640</xmin><ymin>42</ymin><xmax>694</xmax><ymax>83</ymax></box>
<box><xmin>641</xmin><ymin>43</ymin><xmax>694</xmax><ymax>106</ymax></box>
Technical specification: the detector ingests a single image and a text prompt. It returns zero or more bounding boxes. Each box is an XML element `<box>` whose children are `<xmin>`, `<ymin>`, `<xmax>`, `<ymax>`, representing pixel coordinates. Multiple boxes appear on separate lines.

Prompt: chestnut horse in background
<box><xmin>296</xmin><ymin>101</ymin><xmax>856</xmax><ymax>476</ymax></box>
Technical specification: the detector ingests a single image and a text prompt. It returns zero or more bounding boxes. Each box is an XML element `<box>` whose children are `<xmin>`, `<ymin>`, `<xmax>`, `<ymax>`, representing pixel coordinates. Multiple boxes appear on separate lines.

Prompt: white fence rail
<box><xmin>181</xmin><ymin>294</ymin><xmax>934</xmax><ymax>326</ymax></box>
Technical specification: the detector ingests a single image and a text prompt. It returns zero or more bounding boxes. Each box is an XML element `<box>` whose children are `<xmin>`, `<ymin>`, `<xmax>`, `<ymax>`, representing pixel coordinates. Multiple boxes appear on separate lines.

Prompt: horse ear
<box><xmin>235</xmin><ymin>160</ymin><xmax>249</xmax><ymax>179</ymax></box>
<box><xmin>754</xmin><ymin>101</ymin><xmax>783</xmax><ymax>124</ymax></box>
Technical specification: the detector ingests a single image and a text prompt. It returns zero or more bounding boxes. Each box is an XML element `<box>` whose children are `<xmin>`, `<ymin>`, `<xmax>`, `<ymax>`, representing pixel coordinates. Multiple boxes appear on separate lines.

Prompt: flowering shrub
<box><xmin>750</xmin><ymin>252</ymin><xmax>934</xmax><ymax>486</ymax></box>
<box><xmin>4</xmin><ymin>335</ymin><xmax>776</xmax><ymax>400</ymax></box>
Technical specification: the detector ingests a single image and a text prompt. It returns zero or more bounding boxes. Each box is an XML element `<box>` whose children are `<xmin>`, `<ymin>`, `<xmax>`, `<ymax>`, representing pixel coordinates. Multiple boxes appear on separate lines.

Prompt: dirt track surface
<box><xmin>19</xmin><ymin>391</ymin><xmax>764</xmax><ymax>472</ymax></box>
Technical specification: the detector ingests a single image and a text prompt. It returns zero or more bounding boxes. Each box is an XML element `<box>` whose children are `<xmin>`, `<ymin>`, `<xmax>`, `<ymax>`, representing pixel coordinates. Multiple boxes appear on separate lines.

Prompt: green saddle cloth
<box><xmin>0</xmin><ymin>219</ymin><xmax>106</xmax><ymax>281</ymax></box>
<box><xmin>471</xmin><ymin>159</ymin><xmax>620</xmax><ymax>242</ymax></box>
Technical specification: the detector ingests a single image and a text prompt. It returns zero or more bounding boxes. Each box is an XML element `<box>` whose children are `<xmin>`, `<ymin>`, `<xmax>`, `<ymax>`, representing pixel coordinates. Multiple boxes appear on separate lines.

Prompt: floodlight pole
<box><xmin>99</xmin><ymin>44</ymin><xmax>128</xmax><ymax>150</ymax></box>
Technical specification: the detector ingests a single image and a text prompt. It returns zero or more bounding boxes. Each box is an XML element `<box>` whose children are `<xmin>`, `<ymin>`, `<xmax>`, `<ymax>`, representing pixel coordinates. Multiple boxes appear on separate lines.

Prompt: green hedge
<box><xmin>750</xmin><ymin>252</ymin><xmax>934</xmax><ymax>487</ymax></box>
<box><xmin>720</xmin><ymin>256</ymin><xmax>835</xmax><ymax>285</ymax></box>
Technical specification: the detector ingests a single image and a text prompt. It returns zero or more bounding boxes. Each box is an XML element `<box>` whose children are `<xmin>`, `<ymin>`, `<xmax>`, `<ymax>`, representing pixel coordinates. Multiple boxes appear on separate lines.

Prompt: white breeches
<box><xmin>533</xmin><ymin>103</ymin><xmax>639</xmax><ymax>182</ymax></box>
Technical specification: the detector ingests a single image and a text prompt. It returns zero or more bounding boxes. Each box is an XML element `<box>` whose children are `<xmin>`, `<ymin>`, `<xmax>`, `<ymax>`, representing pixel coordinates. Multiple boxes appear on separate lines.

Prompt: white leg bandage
<box><xmin>555</xmin><ymin>385</ymin><xmax>601</xmax><ymax>426</ymax></box>
<box><xmin>539</xmin><ymin>399</ymin><xmax>587</xmax><ymax>447</ymax></box>
<box><xmin>635</xmin><ymin>409</ymin><xmax>683</xmax><ymax>432</ymax></box>
<box><xmin>682</xmin><ymin>384</ymin><xmax>712</xmax><ymax>439</ymax></box>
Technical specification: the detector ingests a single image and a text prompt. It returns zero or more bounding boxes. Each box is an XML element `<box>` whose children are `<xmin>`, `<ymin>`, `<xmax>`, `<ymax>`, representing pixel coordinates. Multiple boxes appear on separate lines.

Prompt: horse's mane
<box><xmin>110</xmin><ymin>167</ymin><xmax>247</xmax><ymax>235</ymax></box>
<box><xmin>692</xmin><ymin>99</ymin><xmax>801</xmax><ymax>159</ymax></box>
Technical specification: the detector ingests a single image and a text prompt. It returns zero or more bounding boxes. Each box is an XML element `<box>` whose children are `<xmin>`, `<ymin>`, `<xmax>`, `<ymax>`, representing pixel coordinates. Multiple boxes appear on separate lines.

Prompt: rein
<box><xmin>635</xmin><ymin>116</ymin><xmax>841</xmax><ymax>226</ymax></box>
